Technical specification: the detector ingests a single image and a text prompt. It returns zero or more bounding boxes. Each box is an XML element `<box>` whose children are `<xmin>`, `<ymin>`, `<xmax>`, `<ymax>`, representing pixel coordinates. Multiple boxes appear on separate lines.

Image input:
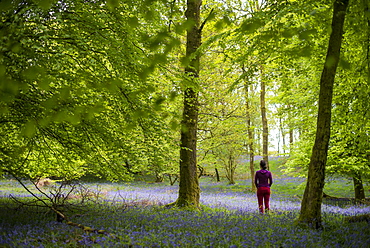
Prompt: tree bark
<box><xmin>289</xmin><ymin>129</ymin><xmax>293</xmax><ymax>152</ymax></box>
<box><xmin>176</xmin><ymin>0</ymin><xmax>202</xmax><ymax>208</ymax></box>
<box><xmin>260</xmin><ymin>68</ymin><xmax>269</xmax><ymax>168</ymax></box>
<box><xmin>245</xmin><ymin>81</ymin><xmax>256</xmax><ymax>191</ymax></box>
<box><xmin>215</xmin><ymin>167</ymin><xmax>220</xmax><ymax>182</ymax></box>
<box><xmin>298</xmin><ymin>0</ymin><xmax>349</xmax><ymax>228</ymax></box>
<box><xmin>278</xmin><ymin>116</ymin><xmax>285</xmax><ymax>154</ymax></box>
<box><xmin>353</xmin><ymin>172</ymin><xmax>365</xmax><ymax>202</ymax></box>
<box><xmin>226</xmin><ymin>154</ymin><xmax>236</xmax><ymax>185</ymax></box>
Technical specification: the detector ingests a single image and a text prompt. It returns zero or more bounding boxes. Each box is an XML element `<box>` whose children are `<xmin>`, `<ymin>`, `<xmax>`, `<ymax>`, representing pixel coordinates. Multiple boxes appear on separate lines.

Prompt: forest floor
<box><xmin>0</xmin><ymin>174</ymin><xmax>369</xmax><ymax>247</ymax></box>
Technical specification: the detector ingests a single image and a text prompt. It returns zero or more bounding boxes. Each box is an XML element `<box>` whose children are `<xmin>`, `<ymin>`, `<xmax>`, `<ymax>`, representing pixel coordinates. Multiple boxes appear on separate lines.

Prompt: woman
<box><xmin>254</xmin><ymin>160</ymin><xmax>273</xmax><ymax>213</ymax></box>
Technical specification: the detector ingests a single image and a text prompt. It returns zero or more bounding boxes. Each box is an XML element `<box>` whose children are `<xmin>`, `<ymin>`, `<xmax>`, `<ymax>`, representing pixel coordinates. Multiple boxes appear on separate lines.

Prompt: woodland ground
<box><xmin>0</xmin><ymin>163</ymin><xmax>369</xmax><ymax>247</ymax></box>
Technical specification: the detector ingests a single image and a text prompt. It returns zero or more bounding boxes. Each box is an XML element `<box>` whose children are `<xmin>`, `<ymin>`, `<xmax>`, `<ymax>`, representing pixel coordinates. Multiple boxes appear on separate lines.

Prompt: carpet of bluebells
<box><xmin>0</xmin><ymin>177</ymin><xmax>369</xmax><ymax>248</ymax></box>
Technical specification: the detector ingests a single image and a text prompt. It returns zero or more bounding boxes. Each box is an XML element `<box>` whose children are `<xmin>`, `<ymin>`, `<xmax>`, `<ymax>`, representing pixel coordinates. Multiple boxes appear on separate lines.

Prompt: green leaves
<box><xmin>240</xmin><ymin>19</ymin><xmax>264</xmax><ymax>34</ymax></box>
<box><xmin>0</xmin><ymin>0</ymin><xmax>181</xmax><ymax>181</ymax></box>
<box><xmin>33</xmin><ymin>0</ymin><xmax>58</xmax><ymax>10</ymax></box>
<box><xmin>22</xmin><ymin>120</ymin><xmax>37</xmax><ymax>138</ymax></box>
<box><xmin>107</xmin><ymin>0</ymin><xmax>120</xmax><ymax>9</ymax></box>
<box><xmin>128</xmin><ymin>16</ymin><xmax>139</xmax><ymax>28</ymax></box>
<box><xmin>1</xmin><ymin>0</ymin><xmax>367</xmax><ymax>186</ymax></box>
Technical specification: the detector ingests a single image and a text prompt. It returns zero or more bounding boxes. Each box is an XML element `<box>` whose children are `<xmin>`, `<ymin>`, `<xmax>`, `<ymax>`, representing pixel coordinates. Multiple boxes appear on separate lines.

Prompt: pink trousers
<box><xmin>257</xmin><ymin>187</ymin><xmax>271</xmax><ymax>213</ymax></box>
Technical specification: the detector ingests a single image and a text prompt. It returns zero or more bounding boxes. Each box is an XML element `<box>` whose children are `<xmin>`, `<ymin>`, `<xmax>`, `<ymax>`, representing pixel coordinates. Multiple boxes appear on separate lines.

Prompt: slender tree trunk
<box><xmin>176</xmin><ymin>0</ymin><xmax>202</xmax><ymax>208</ymax></box>
<box><xmin>260</xmin><ymin>68</ymin><xmax>269</xmax><ymax>168</ymax></box>
<box><xmin>226</xmin><ymin>154</ymin><xmax>236</xmax><ymax>185</ymax></box>
<box><xmin>245</xmin><ymin>81</ymin><xmax>256</xmax><ymax>191</ymax></box>
<box><xmin>353</xmin><ymin>172</ymin><xmax>365</xmax><ymax>202</ymax></box>
<box><xmin>249</xmin><ymin>140</ymin><xmax>255</xmax><ymax>191</ymax></box>
<box><xmin>289</xmin><ymin>129</ymin><xmax>293</xmax><ymax>153</ymax></box>
<box><xmin>298</xmin><ymin>0</ymin><xmax>349</xmax><ymax>228</ymax></box>
<box><xmin>215</xmin><ymin>167</ymin><xmax>220</xmax><ymax>182</ymax></box>
<box><xmin>279</xmin><ymin>116</ymin><xmax>285</xmax><ymax>154</ymax></box>
<box><xmin>287</xmin><ymin>105</ymin><xmax>294</xmax><ymax>154</ymax></box>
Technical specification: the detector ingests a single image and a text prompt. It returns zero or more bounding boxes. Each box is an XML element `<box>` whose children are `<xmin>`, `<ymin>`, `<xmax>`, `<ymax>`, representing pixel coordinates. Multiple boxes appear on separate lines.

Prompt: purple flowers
<box><xmin>0</xmin><ymin>178</ymin><xmax>369</xmax><ymax>247</ymax></box>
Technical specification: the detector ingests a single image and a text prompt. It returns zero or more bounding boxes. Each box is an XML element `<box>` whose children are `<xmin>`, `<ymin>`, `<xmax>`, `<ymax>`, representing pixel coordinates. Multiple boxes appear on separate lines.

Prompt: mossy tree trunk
<box><xmin>298</xmin><ymin>0</ymin><xmax>349</xmax><ymax>228</ymax></box>
<box><xmin>176</xmin><ymin>0</ymin><xmax>202</xmax><ymax>208</ymax></box>
<box><xmin>353</xmin><ymin>172</ymin><xmax>365</xmax><ymax>202</ymax></box>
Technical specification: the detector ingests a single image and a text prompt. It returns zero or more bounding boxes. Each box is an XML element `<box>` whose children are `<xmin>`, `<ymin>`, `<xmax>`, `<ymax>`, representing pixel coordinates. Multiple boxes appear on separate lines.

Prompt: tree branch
<box><xmin>199</xmin><ymin>8</ymin><xmax>214</xmax><ymax>33</ymax></box>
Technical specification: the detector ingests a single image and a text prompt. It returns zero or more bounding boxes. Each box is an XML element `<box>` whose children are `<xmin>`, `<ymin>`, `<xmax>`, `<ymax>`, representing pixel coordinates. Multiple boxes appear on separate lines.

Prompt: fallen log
<box><xmin>345</xmin><ymin>214</ymin><xmax>370</xmax><ymax>223</ymax></box>
<box><xmin>323</xmin><ymin>192</ymin><xmax>370</xmax><ymax>205</ymax></box>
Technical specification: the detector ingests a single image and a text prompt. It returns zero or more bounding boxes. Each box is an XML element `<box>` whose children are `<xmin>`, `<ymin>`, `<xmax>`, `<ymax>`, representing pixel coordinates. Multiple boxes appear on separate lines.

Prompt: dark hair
<box><xmin>260</xmin><ymin>160</ymin><xmax>267</xmax><ymax>170</ymax></box>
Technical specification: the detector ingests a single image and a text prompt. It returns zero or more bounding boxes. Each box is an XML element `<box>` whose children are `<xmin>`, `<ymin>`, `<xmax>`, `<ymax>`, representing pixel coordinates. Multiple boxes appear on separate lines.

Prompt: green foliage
<box><xmin>0</xmin><ymin>0</ymin><xmax>180</xmax><ymax>181</ymax></box>
<box><xmin>269</xmin><ymin>0</ymin><xmax>370</xmax><ymax>191</ymax></box>
<box><xmin>0</xmin><ymin>0</ymin><xmax>368</xmax><ymax>199</ymax></box>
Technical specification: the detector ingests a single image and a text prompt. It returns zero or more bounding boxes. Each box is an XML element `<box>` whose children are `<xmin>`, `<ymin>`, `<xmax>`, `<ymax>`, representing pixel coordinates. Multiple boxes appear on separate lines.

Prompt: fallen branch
<box><xmin>65</xmin><ymin>219</ymin><xmax>107</xmax><ymax>235</ymax></box>
<box><xmin>8</xmin><ymin>172</ymin><xmax>113</xmax><ymax>237</ymax></box>
<box><xmin>345</xmin><ymin>214</ymin><xmax>370</xmax><ymax>223</ymax></box>
<box><xmin>323</xmin><ymin>192</ymin><xmax>370</xmax><ymax>205</ymax></box>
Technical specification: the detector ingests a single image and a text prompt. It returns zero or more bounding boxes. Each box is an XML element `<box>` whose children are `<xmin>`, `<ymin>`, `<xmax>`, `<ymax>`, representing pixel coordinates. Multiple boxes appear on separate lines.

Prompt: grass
<box><xmin>0</xmin><ymin>175</ymin><xmax>369</xmax><ymax>247</ymax></box>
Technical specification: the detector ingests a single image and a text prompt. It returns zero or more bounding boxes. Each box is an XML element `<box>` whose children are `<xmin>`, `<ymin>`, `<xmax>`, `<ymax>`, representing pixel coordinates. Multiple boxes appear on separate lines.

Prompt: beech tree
<box><xmin>175</xmin><ymin>0</ymin><xmax>202</xmax><ymax>208</ymax></box>
<box><xmin>326</xmin><ymin>0</ymin><xmax>370</xmax><ymax>202</ymax></box>
<box><xmin>273</xmin><ymin>0</ymin><xmax>369</xmax><ymax>211</ymax></box>
<box><xmin>298</xmin><ymin>0</ymin><xmax>349</xmax><ymax>228</ymax></box>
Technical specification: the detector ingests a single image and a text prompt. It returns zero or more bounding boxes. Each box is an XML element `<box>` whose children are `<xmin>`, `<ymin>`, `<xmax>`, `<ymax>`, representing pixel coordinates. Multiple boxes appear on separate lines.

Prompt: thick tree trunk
<box><xmin>176</xmin><ymin>0</ymin><xmax>202</xmax><ymax>208</ymax></box>
<box><xmin>298</xmin><ymin>0</ymin><xmax>349</xmax><ymax>228</ymax></box>
<box><xmin>353</xmin><ymin>172</ymin><xmax>365</xmax><ymax>202</ymax></box>
<box><xmin>245</xmin><ymin>82</ymin><xmax>256</xmax><ymax>191</ymax></box>
<box><xmin>260</xmin><ymin>69</ymin><xmax>269</xmax><ymax>168</ymax></box>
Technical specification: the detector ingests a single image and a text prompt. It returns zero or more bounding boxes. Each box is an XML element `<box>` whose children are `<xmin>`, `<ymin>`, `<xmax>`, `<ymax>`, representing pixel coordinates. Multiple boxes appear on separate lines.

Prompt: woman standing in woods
<box><xmin>254</xmin><ymin>160</ymin><xmax>273</xmax><ymax>213</ymax></box>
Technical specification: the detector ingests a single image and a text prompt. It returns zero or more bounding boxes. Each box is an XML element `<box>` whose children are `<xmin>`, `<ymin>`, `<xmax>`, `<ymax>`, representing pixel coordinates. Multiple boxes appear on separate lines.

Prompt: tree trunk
<box><xmin>226</xmin><ymin>154</ymin><xmax>236</xmax><ymax>185</ymax></box>
<box><xmin>215</xmin><ymin>167</ymin><xmax>220</xmax><ymax>182</ymax></box>
<box><xmin>288</xmin><ymin>105</ymin><xmax>294</xmax><ymax>154</ymax></box>
<box><xmin>260</xmin><ymin>68</ymin><xmax>269</xmax><ymax>168</ymax></box>
<box><xmin>245</xmin><ymin>81</ymin><xmax>256</xmax><ymax>191</ymax></box>
<box><xmin>289</xmin><ymin>129</ymin><xmax>293</xmax><ymax>152</ymax></box>
<box><xmin>366</xmin><ymin>0</ymin><xmax>370</xmax><ymax>81</ymax></box>
<box><xmin>353</xmin><ymin>172</ymin><xmax>365</xmax><ymax>202</ymax></box>
<box><xmin>176</xmin><ymin>0</ymin><xmax>202</xmax><ymax>208</ymax></box>
<box><xmin>298</xmin><ymin>0</ymin><xmax>349</xmax><ymax>228</ymax></box>
<box><xmin>279</xmin><ymin>116</ymin><xmax>285</xmax><ymax>154</ymax></box>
